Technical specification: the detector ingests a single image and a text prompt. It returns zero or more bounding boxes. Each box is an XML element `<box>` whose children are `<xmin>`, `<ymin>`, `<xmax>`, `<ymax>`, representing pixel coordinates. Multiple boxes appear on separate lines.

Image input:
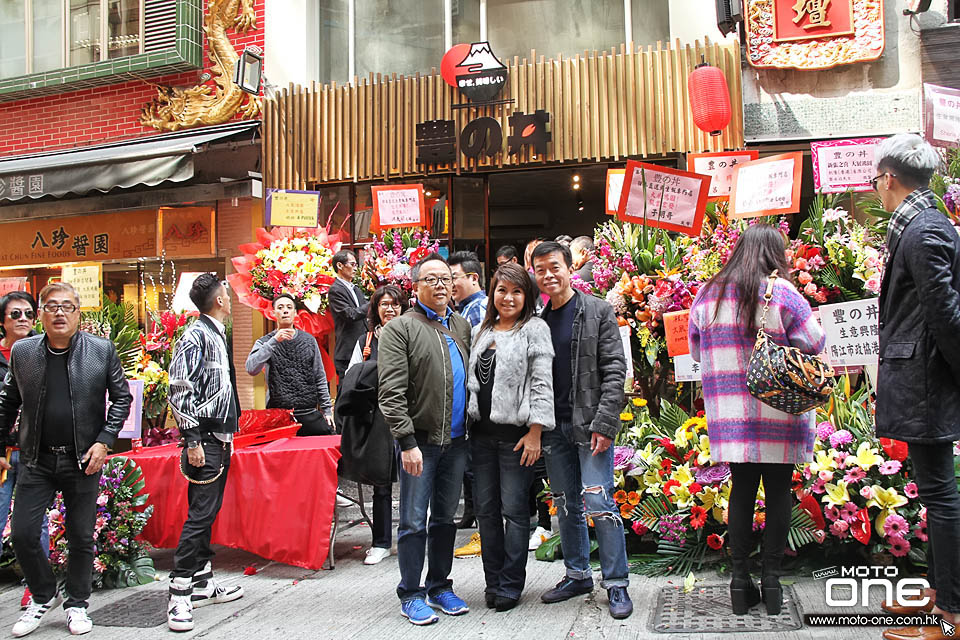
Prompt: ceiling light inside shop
<box><xmin>425</xmin><ymin>191</ymin><xmax>431</xmax><ymax>196</ymax></box>
<box><xmin>573</xmin><ymin>183</ymin><xmax>580</xmax><ymax>190</ymax></box>
<box><xmin>573</xmin><ymin>175</ymin><xmax>580</xmax><ymax>182</ymax></box>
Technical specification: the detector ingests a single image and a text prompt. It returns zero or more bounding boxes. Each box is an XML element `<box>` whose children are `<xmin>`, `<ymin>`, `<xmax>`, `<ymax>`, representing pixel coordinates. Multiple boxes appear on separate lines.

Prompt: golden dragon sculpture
<box><xmin>140</xmin><ymin>0</ymin><xmax>262</xmax><ymax>132</ymax></box>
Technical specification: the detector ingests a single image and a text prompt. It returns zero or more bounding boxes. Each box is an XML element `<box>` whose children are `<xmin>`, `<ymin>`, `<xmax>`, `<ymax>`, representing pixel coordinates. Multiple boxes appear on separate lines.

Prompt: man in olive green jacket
<box><xmin>377</xmin><ymin>253</ymin><xmax>472</xmax><ymax>625</ymax></box>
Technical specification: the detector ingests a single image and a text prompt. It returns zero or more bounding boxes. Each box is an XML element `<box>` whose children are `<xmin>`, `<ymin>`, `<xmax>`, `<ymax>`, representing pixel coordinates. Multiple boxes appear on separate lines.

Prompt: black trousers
<box><xmin>12</xmin><ymin>451</ymin><xmax>100</xmax><ymax>608</ymax></box>
<box><xmin>172</xmin><ymin>438</ymin><xmax>232</xmax><ymax>579</ymax></box>
<box><xmin>908</xmin><ymin>442</ymin><xmax>960</xmax><ymax>613</ymax></box>
<box><xmin>727</xmin><ymin>462</ymin><xmax>793</xmax><ymax>575</ymax></box>
<box><xmin>372</xmin><ymin>484</ymin><xmax>393</xmax><ymax>549</ymax></box>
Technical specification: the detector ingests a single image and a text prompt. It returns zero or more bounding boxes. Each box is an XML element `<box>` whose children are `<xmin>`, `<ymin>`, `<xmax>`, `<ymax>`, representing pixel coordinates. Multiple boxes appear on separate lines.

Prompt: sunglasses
<box><xmin>869</xmin><ymin>172</ymin><xmax>896</xmax><ymax>190</ymax></box>
<box><xmin>7</xmin><ymin>309</ymin><xmax>34</xmax><ymax>320</ymax></box>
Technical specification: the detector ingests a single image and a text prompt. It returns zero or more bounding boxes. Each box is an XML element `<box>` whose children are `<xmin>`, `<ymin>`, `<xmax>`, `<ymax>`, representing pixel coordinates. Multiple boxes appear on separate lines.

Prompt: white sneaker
<box><xmin>12</xmin><ymin>594</ymin><xmax>62</xmax><ymax>637</ymax></box>
<box><xmin>65</xmin><ymin>607</ymin><xmax>93</xmax><ymax>635</ymax></box>
<box><xmin>363</xmin><ymin>546</ymin><xmax>392</xmax><ymax>565</ymax></box>
<box><xmin>336</xmin><ymin>494</ymin><xmax>354</xmax><ymax>508</ymax></box>
<box><xmin>529</xmin><ymin>526</ymin><xmax>552</xmax><ymax>551</ymax></box>
<box><xmin>168</xmin><ymin>576</ymin><xmax>194</xmax><ymax>632</ymax></box>
<box><xmin>191</xmin><ymin>579</ymin><xmax>244</xmax><ymax>608</ymax></box>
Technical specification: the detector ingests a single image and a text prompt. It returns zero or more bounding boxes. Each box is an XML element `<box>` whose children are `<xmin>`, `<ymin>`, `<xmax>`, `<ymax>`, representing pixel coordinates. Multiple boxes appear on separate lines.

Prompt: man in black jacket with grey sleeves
<box><xmin>329</xmin><ymin>250</ymin><xmax>369</xmax><ymax>384</ymax></box>
<box><xmin>874</xmin><ymin>134</ymin><xmax>960</xmax><ymax>640</ymax></box>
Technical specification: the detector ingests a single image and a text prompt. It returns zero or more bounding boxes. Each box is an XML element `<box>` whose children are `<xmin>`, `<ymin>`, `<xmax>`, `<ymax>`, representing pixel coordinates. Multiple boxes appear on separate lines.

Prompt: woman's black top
<box><xmin>472</xmin><ymin>347</ymin><xmax>527</xmax><ymax>441</ymax></box>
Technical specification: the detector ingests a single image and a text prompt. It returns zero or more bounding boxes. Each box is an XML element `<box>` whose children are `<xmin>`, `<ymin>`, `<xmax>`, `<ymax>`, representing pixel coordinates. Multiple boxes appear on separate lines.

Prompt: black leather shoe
<box><xmin>761</xmin><ymin>576</ymin><xmax>782</xmax><ymax>615</ymax></box>
<box><xmin>541</xmin><ymin>577</ymin><xmax>594</xmax><ymax>604</ymax></box>
<box><xmin>607</xmin><ymin>586</ymin><xmax>633</xmax><ymax>619</ymax></box>
<box><xmin>485</xmin><ymin>593</ymin><xmax>496</xmax><ymax>609</ymax></box>
<box><xmin>456</xmin><ymin>513</ymin><xmax>476</xmax><ymax>529</ymax></box>
<box><xmin>495</xmin><ymin>596</ymin><xmax>518</xmax><ymax>612</ymax></box>
<box><xmin>730</xmin><ymin>577</ymin><xmax>761</xmax><ymax>614</ymax></box>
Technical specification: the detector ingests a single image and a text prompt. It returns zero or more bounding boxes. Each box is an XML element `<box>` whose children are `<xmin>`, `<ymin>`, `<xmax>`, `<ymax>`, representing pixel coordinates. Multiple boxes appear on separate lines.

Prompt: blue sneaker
<box><xmin>427</xmin><ymin>590</ymin><xmax>469</xmax><ymax>616</ymax></box>
<box><xmin>400</xmin><ymin>598</ymin><xmax>439</xmax><ymax>626</ymax></box>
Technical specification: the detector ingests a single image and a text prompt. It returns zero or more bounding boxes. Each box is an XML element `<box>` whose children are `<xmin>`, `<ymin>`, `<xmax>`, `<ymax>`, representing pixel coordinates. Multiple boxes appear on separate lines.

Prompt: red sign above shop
<box><xmin>616</xmin><ymin>161</ymin><xmax>711</xmax><ymax>237</ymax></box>
<box><xmin>746</xmin><ymin>0</ymin><xmax>885</xmax><ymax>70</ymax></box>
<box><xmin>773</xmin><ymin>0</ymin><xmax>854</xmax><ymax>42</ymax></box>
<box><xmin>441</xmin><ymin>42</ymin><xmax>508</xmax><ymax>103</ymax></box>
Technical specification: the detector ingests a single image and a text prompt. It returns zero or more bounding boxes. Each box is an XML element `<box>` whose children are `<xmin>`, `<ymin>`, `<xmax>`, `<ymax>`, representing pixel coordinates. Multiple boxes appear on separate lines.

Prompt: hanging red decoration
<box><xmin>687</xmin><ymin>62</ymin><xmax>731</xmax><ymax>137</ymax></box>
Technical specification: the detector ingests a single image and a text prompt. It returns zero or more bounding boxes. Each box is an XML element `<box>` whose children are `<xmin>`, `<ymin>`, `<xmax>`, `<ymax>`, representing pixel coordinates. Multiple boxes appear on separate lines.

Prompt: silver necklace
<box><xmin>46</xmin><ymin>344</ymin><xmax>69</xmax><ymax>355</ymax></box>
<box><xmin>477</xmin><ymin>349</ymin><xmax>495</xmax><ymax>386</ymax></box>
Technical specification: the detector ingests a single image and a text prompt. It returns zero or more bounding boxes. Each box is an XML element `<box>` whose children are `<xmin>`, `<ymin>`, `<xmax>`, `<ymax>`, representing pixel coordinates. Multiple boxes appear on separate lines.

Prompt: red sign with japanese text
<box><xmin>687</xmin><ymin>151</ymin><xmax>760</xmax><ymax>200</ymax></box>
<box><xmin>616</xmin><ymin>162</ymin><xmax>711</xmax><ymax>237</ymax></box>
<box><xmin>371</xmin><ymin>184</ymin><xmax>427</xmax><ymax>232</ymax></box>
<box><xmin>729</xmin><ymin>152</ymin><xmax>804</xmax><ymax>219</ymax></box>
<box><xmin>773</xmin><ymin>0</ymin><xmax>854</xmax><ymax>42</ymax></box>
<box><xmin>664</xmin><ymin>310</ymin><xmax>691</xmax><ymax>357</ymax></box>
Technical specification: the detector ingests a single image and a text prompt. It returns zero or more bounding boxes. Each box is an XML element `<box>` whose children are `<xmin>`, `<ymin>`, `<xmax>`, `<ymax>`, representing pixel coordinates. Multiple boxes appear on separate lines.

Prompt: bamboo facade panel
<box><xmin>263</xmin><ymin>40</ymin><xmax>744</xmax><ymax>190</ymax></box>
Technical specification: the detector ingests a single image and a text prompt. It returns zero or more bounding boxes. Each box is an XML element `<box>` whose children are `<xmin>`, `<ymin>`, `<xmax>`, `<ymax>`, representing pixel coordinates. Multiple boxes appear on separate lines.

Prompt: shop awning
<box><xmin>0</xmin><ymin>120</ymin><xmax>259</xmax><ymax>202</ymax></box>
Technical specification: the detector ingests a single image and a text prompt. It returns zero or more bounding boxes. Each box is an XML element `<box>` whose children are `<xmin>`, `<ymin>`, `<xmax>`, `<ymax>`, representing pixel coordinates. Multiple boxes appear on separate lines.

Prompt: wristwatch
<box><xmin>187</xmin><ymin>441</ymin><xmax>201</xmax><ymax>449</ymax></box>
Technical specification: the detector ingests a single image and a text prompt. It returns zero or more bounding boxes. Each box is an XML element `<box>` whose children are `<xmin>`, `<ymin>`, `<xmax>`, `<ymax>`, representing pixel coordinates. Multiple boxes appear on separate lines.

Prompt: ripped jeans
<box><xmin>542</xmin><ymin>423</ymin><xmax>629</xmax><ymax>588</ymax></box>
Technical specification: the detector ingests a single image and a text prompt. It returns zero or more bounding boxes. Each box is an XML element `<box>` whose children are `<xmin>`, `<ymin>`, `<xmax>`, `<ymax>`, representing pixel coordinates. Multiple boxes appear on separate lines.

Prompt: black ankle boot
<box><xmin>761</xmin><ymin>575</ymin><xmax>782</xmax><ymax>615</ymax></box>
<box><xmin>730</xmin><ymin>576</ymin><xmax>761</xmax><ymax>614</ymax></box>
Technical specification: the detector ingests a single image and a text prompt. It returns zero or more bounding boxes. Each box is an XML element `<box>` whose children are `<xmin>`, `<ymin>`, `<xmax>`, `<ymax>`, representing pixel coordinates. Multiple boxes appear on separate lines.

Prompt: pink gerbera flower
<box><xmin>843</xmin><ymin>467</ymin><xmax>867</xmax><ymax>484</ymax></box>
<box><xmin>811</xmin><ymin>478</ymin><xmax>827</xmax><ymax>495</ymax></box>
<box><xmin>841</xmin><ymin>502</ymin><xmax>860</xmax><ymax>522</ymax></box>
<box><xmin>888</xmin><ymin>536</ymin><xmax>911</xmax><ymax>558</ymax></box>
<box><xmin>883</xmin><ymin>514</ymin><xmax>908</xmax><ymax>538</ymax></box>
<box><xmin>904</xmin><ymin>482</ymin><xmax>918</xmax><ymax>499</ymax></box>
<box><xmin>879</xmin><ymin>460</ymin><xmax>902</xmax><ymax>476</ymax></box>
<box><xmin>824</xmin><ymin>506</ymin><xmax>841</xmax><ymax>522</ymax></box>
<box><xmin>915</xmin><ymin>524</ymin><xmax>928</xmax><ymax>542</ymax></box>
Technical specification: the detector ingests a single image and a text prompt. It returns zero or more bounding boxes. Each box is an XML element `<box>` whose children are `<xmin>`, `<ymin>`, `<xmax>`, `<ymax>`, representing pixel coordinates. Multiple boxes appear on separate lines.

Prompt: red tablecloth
<box><xmin>122</xmin><ymin>436</ymin><xmax>341</xmax><ymax>570</ymax></box>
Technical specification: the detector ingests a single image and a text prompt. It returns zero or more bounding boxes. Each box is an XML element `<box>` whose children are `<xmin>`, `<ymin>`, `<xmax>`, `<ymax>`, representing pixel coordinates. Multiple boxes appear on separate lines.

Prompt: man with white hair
<box><xmin>872</xmin><ymin>134</ymin><xmax>959</xmax><ymax>640</ymax></box>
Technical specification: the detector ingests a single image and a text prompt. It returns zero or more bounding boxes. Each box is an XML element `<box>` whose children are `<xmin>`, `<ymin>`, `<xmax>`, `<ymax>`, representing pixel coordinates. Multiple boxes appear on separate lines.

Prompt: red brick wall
<box><xmin>0</xmin><ymin>0</ymin><xmax>265</xmax><ymax>159</ymax></box>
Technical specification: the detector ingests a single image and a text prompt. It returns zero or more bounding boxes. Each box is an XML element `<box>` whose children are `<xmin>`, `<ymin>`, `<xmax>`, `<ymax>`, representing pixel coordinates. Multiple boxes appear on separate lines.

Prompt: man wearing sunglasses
<box><xmin>0</xmin><ymin>292</ymin><xmax>51</xmax><ymax>611</ymax></box>
<box><xmin>0</xmin><ymin>282</ymin><xmax>132</xmax><ymax>637</ymax></box>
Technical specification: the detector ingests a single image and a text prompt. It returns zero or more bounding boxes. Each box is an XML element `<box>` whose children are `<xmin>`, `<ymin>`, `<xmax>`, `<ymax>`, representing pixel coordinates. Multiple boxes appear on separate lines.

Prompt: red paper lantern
<box><xmin>687</xmin><ymin>62</ymin><xmax>731</xmax><ymax>137</ymax></box>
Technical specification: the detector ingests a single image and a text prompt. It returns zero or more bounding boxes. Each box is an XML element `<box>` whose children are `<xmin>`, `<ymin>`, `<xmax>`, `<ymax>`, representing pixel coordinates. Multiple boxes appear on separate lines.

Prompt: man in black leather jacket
<box><xmin>0</xmin><ymin>282</ymin><xmax>131</xmax><ymax>637</ymax></box>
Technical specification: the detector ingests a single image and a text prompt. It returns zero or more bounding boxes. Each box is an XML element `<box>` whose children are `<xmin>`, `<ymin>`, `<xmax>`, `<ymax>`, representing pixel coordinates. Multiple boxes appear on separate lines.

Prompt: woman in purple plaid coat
<box><xmin>689</xmin><ymin>224</ymin><xmax>825</xmax><ymax>617</ymax></box>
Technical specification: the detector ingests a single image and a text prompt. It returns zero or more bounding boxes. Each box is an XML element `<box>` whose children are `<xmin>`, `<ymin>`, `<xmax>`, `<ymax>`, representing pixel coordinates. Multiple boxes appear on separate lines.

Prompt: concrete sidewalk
<box><xmin>0</xmin><ymin>518</ymin><xmax>894</xmax><ymax>640</ymax></box>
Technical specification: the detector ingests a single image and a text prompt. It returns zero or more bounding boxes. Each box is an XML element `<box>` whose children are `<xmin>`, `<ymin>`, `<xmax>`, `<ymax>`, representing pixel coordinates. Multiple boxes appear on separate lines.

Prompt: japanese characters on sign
<box><xmin>686</xmin><ymin>151</ymin><xmax>760</xmax><ymax>199</ymax></box>
<box><xmin>820</xmin><ymin>298</ymin><xmax>880</xmax><ymax>367</ymax></box>
<box><xmin>674</xmin><ymin>354</ymin><xmax>703</xmax><ymax>382</ymax></box>
<box><xmin>664</xmin><ymin>310</ymin><xmax>691</xmax><ymax>357</ymax></box>
<box><xmin>415</xmin><ymin>110</ymin><xmax>552</xmax><ymax>168</ymax></box>
<box><xmin>773</xmin><ymin>0</ymin><xmax>854</xmax><ymax>42</ymax></box>
<box><xmin>729</xmin><ymin>152</ymin><xmax>803</xmax><ymax>219</ymax></box>
<box><xmin>616</xmin><ymin>161</ymin><xmax>711</xmax><ymax>237</ymax></box>
<box><xmin>265</xmin><ymin>189</ymin><xmax>321</xmax><ymax>228</ymax></box>
<box><xmin>924</xmin><ymin>83</ymin><xmax>960</xmax><ymax>148</ymax></box>
<box><xmin>441</xmin><ymin>42</ymin><xmax>508</xmax><ymax>103</ymax></box>
<box><xmin>61</xmin><ymin>263</ymin><xmax>102</xmax><ymax>311</ymax></box>
<box><xmin>810</xmin><ymin>138</ymin><xmax>883</xmax><ymax>193</ymax></box>
<box><xmin>605</xmin><ymin>169</ymin><xmax>626</xmax><ymax>216</ymax></box>
<box><xmin>371</xmin><ymin>185</ymin><xmax>427</xmax><ymax>230</ymax></box>
<box><xmin>0</xmin><ymin>173</ymin><xmax>44</xmax><ymax>200</ymax></box>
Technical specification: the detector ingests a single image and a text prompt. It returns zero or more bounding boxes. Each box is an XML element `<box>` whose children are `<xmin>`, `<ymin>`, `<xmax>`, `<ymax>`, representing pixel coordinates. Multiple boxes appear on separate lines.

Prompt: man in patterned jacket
<box><xmin>166</xmin><ymin>274</ymin><xmax>243</xmax><ymax>632</ymax></box>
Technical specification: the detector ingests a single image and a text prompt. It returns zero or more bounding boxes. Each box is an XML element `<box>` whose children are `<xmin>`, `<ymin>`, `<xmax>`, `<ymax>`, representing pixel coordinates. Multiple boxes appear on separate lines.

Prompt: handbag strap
<box><xmin>362</xmin><ymin>331</ymin><xmax>374</xmax><ymax>361</ymax></box>
<box><xmin>757</xmin><ymin>270</ymin><xmax>778</xmax><ymax>337</ymax></box>
<box><xmin>409</xmin><ymin>309</ymin><xmax>470</xmax><ymax>357</ymax></box>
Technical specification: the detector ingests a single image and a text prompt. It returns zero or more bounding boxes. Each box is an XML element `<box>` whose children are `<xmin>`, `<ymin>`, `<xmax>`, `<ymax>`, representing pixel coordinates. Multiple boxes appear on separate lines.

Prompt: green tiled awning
<box><xmin>0</xmin><ymin>121</ymin><xmax>258</xmax><ymax>202</ymax></box>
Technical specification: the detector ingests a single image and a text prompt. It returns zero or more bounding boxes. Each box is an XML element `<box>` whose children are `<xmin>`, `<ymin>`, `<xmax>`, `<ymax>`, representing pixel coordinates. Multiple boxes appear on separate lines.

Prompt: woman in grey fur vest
<box><xmin>466</xmin><ymin>262</ymin><xmax>555</xmax><ymax>612</ymax></box>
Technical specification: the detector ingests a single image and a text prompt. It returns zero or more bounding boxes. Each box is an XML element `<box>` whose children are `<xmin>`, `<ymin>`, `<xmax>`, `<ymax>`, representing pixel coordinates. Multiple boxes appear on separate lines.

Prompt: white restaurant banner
<box><xmin>819</xmin><ymin>298</ymin><xmax>880</xmax><ymax>367</ymax></box>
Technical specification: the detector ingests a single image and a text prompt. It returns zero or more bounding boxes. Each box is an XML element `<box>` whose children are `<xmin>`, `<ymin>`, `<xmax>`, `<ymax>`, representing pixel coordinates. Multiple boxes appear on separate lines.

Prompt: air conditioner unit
<box><xmin>716</xmin><ymin>0</ymin><xmax>744</xmax><ymax>36</ymax></box>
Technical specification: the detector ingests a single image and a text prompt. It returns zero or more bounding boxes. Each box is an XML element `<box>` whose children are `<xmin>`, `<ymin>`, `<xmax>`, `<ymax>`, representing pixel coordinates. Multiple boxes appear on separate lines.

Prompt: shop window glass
<box><xmin>69</xmin><ymin>0</ymin><xmax>101</xmax><ymax>66</ymax></box>
<box><xmin>356</xmin><ymin>0</ymin><xmax>443</xmax><ymax>78</ymax></box>
<box><xmin>353</xmin><ymin>178</ymin><xmax>448</xmax><ymax>244</ymax></box>
<box><xmin>631</xmin><ymin>0</ymin><xmax>670</xmax><ymax>46</ymax></box>
<box><xmin>318</xmin><ymin>0</ymin><xmax>348</xmax><ymax>84</ymax></box>
<box><xmin>452</xmin><ymin>176</ymin><xmax>484</xmax><ymax>262</ymax></box>
<box><xmin>320</xmin><ymin>185</ymin><xmax>352</xmax><ymax>244</ymax></box>
<box><xmin>107</xmin><ymin>0</ymin><xmax>140</xmax><ymax>59</ymax></box>
<box><xmin>32</xmin><ymin>0</ymin><xmax>62</xmax><ymax>73</ymax></box>
<box><xmin>486</xmin><ymin>0</ymin><xmax>624</xmax><ymax>62</ymax></box>
<box><xmin>0</xmin><ymin>0</ymin><xmax>27</xmax><ymax>79</ymax></box>
<box><xmin>452</xmin><ymin>0</ymin><xmax>480</xmax><ymax>45</ymax></box>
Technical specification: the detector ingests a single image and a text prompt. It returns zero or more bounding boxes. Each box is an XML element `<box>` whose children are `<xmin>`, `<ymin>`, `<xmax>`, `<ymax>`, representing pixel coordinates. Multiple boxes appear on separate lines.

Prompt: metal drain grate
<box><xmin>651</xmin><ymin>584</ymin><xmax>803</xmax><ymax>633</ymax></box>
<box><xmin>88</xmin><ymin>589</ymin><xmax>169</xmax><ymax>628</ymax></box>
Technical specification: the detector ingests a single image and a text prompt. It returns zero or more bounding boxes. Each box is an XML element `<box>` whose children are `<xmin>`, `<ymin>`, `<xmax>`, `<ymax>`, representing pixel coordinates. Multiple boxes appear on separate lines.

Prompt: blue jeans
<box><xmin>471</xmin><ymin>434</ymin><xmax>534</xmax><ymax>600</ymax></box>
<box><xmin>542</xmin><ymin>424</ymin><xmax>629</xmax><ymax>588</ymax></box>
<box><xmin>0</xmin><ymin>451</ymin><xmax>50</xmax><ymax>558</ymax></box>
<box><xmin>396</xmin><ymin>436</ymin><xmax>467</xmax><ymax>602</ymax></box>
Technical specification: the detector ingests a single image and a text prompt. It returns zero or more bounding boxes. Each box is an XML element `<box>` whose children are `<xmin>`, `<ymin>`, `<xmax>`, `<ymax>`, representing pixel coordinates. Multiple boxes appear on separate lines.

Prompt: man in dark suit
<box><xmin>330</xmin><ymin>250</ymin><xmax>369</xmax><ymax>384</ymax></box>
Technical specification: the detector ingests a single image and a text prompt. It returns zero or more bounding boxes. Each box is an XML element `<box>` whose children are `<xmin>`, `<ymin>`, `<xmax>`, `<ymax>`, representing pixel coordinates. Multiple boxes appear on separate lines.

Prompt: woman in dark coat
<box><xmin>336</xmin><ymin>285</ymin><xmax>405</xmax><ymax>565</ymax></box>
